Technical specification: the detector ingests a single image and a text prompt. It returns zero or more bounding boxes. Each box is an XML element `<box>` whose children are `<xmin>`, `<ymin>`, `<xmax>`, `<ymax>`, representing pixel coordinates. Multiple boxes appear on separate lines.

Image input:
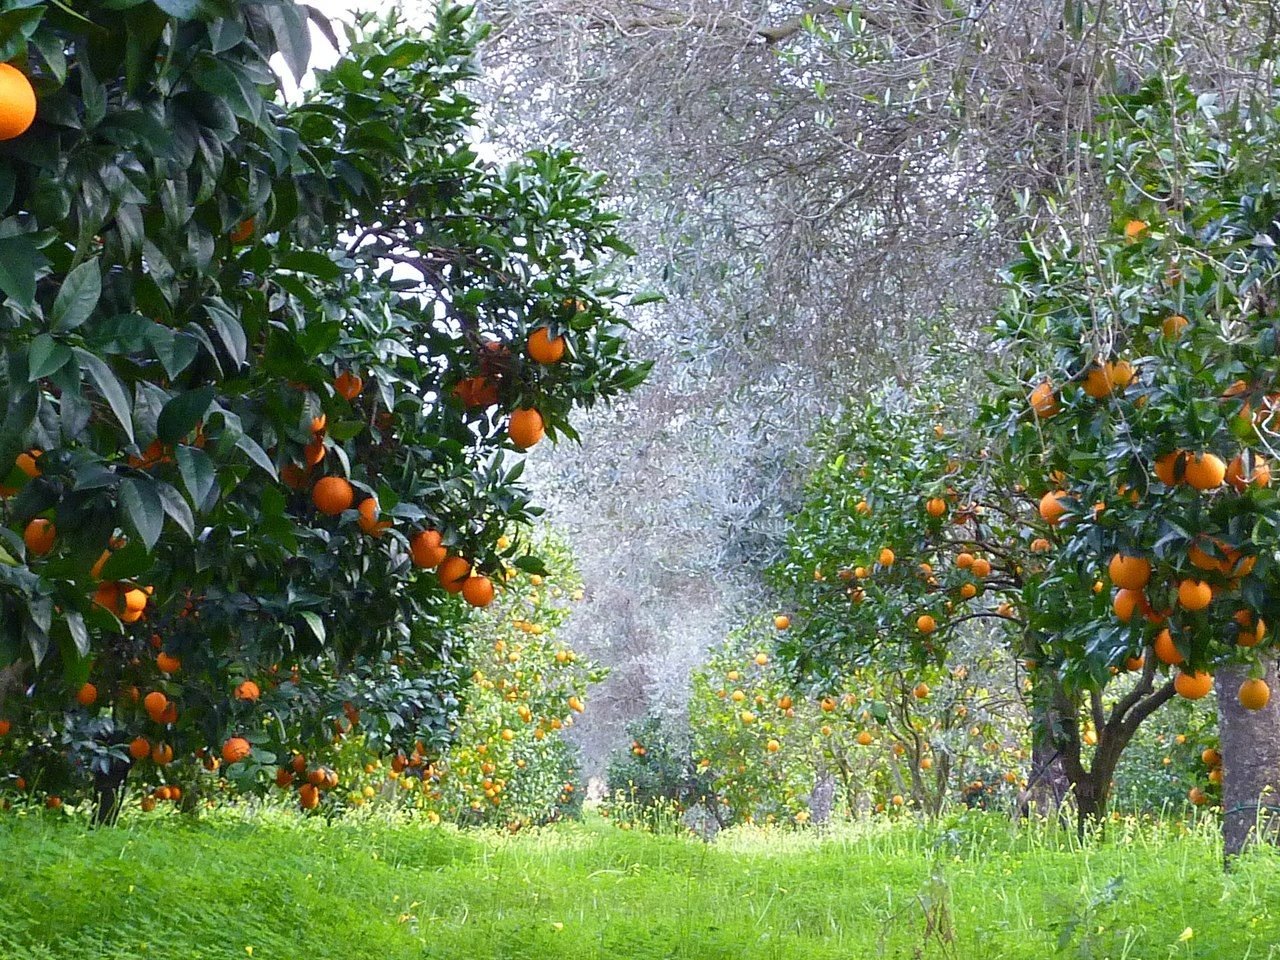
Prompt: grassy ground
<box><xmin>0</xmin><ymin>808</ymin><xmax>1276</xmax><ymax>959</ymax></box>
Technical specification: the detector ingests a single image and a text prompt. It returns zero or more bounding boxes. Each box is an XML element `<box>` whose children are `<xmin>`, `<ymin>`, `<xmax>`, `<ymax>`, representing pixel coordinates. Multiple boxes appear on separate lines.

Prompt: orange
<box><xmin>229</xmin><ymin>218</ymin><xmax>255</xmax><ymax>244</ymax></box>
<box><xmin>143</xmin><ymin>691</ymin><xmax>168</xmax><ymax>719</ymax></box>
<box><xmin>299</xmin><ymin>783</ymin><xmax>320</xmax><ymax>810</ymax></box>
<box><xmin>221</xmin><ymin>736</ymin><xmax>252</xmax><ymax>765</ymax></box>
<box><xmin>926</xmin><ymin>498</ymin><xmax>946</xmax><ymax>518</ymax></box>
<box><xmin>916</xmin><ymin>615</ymin><xmax>936</xmax><ymax>634</ymax></box>
<box><xmin>970</xmin><ymin>557</ymin><xmax>991</xmax><ymax>578</ymax></box>
<box><xmin>765</xmin><ymin>739</ymin><xmax>780</xmax><ymax>753</ymax></box>
<box><xmin>357</xmin><ymin>496</ymin><xmax>392</xmax><ymax>536</ymax></box>
<box><xmin>956</xmin><ymin>552</ymin><xmax>975</xmax><ymax>569</ymax></box>
<box><xmin>76</xmin><ymin>683</ymin><xmax>97</xmax><ymax>707</ymax></box>
<box><xmin>1029</xmin><ymin>381</ymin><xmax>1059</xmax><ymax>418</ymax></box>
<box><xmin>15</xmin><ymin>449</ymin><xmax>41</xmax><ymax>478</ymax></box>
<box><xmin>1188</xmin><ymin>786</ymin><xmax>1207</xmax><ymax>806</ymax></box>
<box><xmin>1239</xmin><ymin>678</ymin><xmax>1270</xmax><ymax>711</ymax></box>
<box><xmin>1174</xmin><ymin>670</ymin><xmax>1213</xmax><ymax>700</ymax></box>
<box><xmin>527</xmin><ymin>327</ymin><xmax>566</xmax><ymax>364</ymax></box>
<box><xmin>1108</xmin><ymin>554</ymin><xmax>1150</xmax><ymax>591</ymax></box>
<box><xmin>438</xmin><ymin>555</ymin><xmax>472</xmax><ymax>593</ymax></box>
<box><xmin>878</xmin><ymin>547</ymin><xmax>895</xmax><ymax>567</ymax></box>
<box><xmin>1202</xmin><ymin>748</ymin><xmax>1221</xmax><ymax>766</ymax></box>
<box><xmin>1112</xmin><ymin>589</ymin><xmax>1146</xmax><ymax>623</ymax></box>
<box><xmin>959</xmin><ymin>583</ymin><xmax>977</xmax><ymax>600</ymax></box>
<box><xmin>281</xmin><ymin>463</ymin><xmax>308</xmax><ymax>490</ymax></box>
<box><xmin>234</xmin><ymin>679</ymin><xmax>260</xmax><ymax>702</ymax></box>
<box><xmin>1081</xmin><ymin>362</ymin><xmax>1130</xmax><ymax>398</ymax></box>
<box><xmin>312</xmin><ymin>476</ymin><xmax>354</xmax><ymax>515</ymax></box>
<box><xmin>123</xmin><ymin>587</ymin><xmax>148</xmax><ymax>614</ymax></box>
<box><xmin>156</xmin><ymin>652</ymin><xmax>180</xmax><ymax>674</ymax></box>
<box><xmin>334</xmin><ymin>370</ymin><xmax>363</xmax><ymax>401</ymax></box>
<box><xmin>1226</xmin><ymin>452</ymin><xmax>1270</xmax><ymax>491</ymax></box>
<box><xmin>1177</xmin><ymin>578</ymin><xmax>1212</xmax><ymax>611</ymax></box>
<box><xmin>1183</xmin><ymin>453</ymin><xmax>1226</xmax><ymax>491</ymax></box>
<box><xmin>453</xmin><ymin>376</ymin><xmax>499</xmax><ymax>408</ymax></box>
<box><xmin>509</xmin><ymin>408</ymin><xmax>545</xmax><ymax>449</ymax></box>
<box><xmin>1124</xmin><ymin>219</ymin><xmax>1148</xmax><ymax>239</ymax></box>
<box><xmin>303</xmin><ymin>436</ymin><xmax>326</xmax><ymax>466</ymax></box>
<box><xmin>1157</xmin><ymin>627</ymin><xmax>1182</xmax><ymax>665</ymax></box>
<box><xmin>150</xmin><ymin>743</ymin><xmax>173</xmax><ymax>765</ymax></box>
<box><xmin>1161</xmin><ymin>314</ymin><xmax>1188</xmax><ymax>338</ymax></box>
<box><xmin>461</xmin><ymin>575</ymin><xmax>495</xmax><ymax>607</ymax></box>
<box><xmin>140</xmin><ymin>795</ymin><xmax>157</xmax><ymax>812</ymax></box>
<box><xmin>410</xmin><ymin>529</ymin><xmax>447</xmax><ymax>569</ymax></box>
<box><xmin>913</xmin><ymin>682</ymin><xmax>929</xmax><ymax>700</ymax></box>
<box><xmin>128</xmin><ymin>737</ymin><xmax>151</xmax><ymax>761</ymax></box>
<box><xmin>774</xmin><ymin>614</ymin><xmax>790</xmax><ymax>631</ymax></box>
<box><xmin>0</xmin><ymin>64</ymin><xmax>36</xmax><ymax>141</ymax></box>
<box><xmin>1154</xmin><ymin>451</ymin><xmax>1185</xmax><ymax>485</ymax></box>
<box><xmin>1124</xmin><ymin>655</ymin><xmax>1145</xmax><ymax>672</ymax></box>
<box><xmin>1187</xmin><ymin>541</ymin><xmax>1229</xmax><ymax>574</ymax></box>
<box><xmin>23</xmin><ymin>518</ymin><xmax>55</xmax><ymax>557</ymax></box>
<box><xmin>855</xmin><ymin>731</ymin><xmax>873</xmax><ymax>746</ymax></box>
<box><xmin>1030</xmin><ymin>537</ymin><xmax>1050</xmax><ymax>553</ymax></box>
<box><xmin>276</xmin><ymin>767</ymin><xmax>295</xmax><ymax>789</ymax></box>
<box><xmin>1038</xmin><ymin>491</ymin><xmax>1068</xmax><ymax>525</ymax></box>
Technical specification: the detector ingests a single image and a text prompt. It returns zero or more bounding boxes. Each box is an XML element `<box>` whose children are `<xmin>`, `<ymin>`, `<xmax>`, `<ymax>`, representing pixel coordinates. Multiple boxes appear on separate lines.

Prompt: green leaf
<box><xmin>156</xmin><ymin>386</ymin><xmax>215</xmax><ymax>444</ymax></box>
<box><xmin>155</xmin><ymin>481</ymin><xmax>195</xmax><ymax>538</ymax></box>
<box><xmin>176</xmin><ymin>444</ymin><xmax>216</xmax><ymax>508</ymax></box>
<box><xmin>27</xmin><ymin>334</ymin><xmax>72</xmax><ymax>379</ymax></box>
<box><xmin>119</xmin><ymin>476</ymin><xmax>164</xmax><ymax>550</ymax></box>
<box><xmin>51</xmin><ymin>258</ymin><xmax>101</xmax><ymax>331</ymax></box>
<box><xmin>101</xmin><ymin>541</ymin><xmax>152</xmax><ymax>580</ymax></box>
<box><xmin>64</xmin><ymin>609</ymin><xmax>89</xmax><ymax>658</ymax></box>
<box><xmin>73</xmin><ymin>348</ymin><xmax>135</xmax><ymax>442</ymax></box>
<box><xmin>0</xmin><ymin>235</ymin><xmax>37</xmax><ymax>308</ymax></box>
<box><xmin>235</xmin><ymin>433</ymin><xmax>277</xmax><ymax>479</ymax></box>
<box><xmin>300</xmin><ymin>611</ymin><xmax>326</xmax><ymax>644</ymax></box>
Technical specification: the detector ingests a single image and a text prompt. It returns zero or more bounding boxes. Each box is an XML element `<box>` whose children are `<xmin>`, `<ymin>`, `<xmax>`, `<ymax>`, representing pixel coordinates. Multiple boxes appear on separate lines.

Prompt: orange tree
<box><xmin>0</xmin><ymin>3</ymin><xmax>647</xmax><ymax>819</ymax></box>
<box><xmin>771</xmin><ymin>364</ymin><xmax>1193</xmax><ymax>829</ymax></box>
<box><xmin>687</xmin><ymin>622</ymin><xmax>1024</xmax><ymax>821</ymax></box>
<box><xmin>986</xmin><ymin>73</ymin><xmax>1280</xmax><ymax>852</ymax></box>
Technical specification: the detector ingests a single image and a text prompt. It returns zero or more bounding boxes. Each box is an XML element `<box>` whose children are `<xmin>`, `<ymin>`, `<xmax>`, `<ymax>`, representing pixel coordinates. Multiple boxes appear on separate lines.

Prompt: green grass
<box><xmin>0</xmin><ymin>808</ymin><xmax>1277</xmax><ymax>959</ymax></box>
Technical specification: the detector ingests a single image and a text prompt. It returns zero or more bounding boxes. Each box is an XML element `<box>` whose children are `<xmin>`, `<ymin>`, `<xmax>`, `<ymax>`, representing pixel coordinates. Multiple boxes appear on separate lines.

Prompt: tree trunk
<box><xmin>1024</xmin><ymin>721</ymin><xmax>1070</xmax><ymax>817</ymax></box>
<box><xmin>809</xmin><ymin>767</ymin><xmax>835</xmax><ymax>826</ymax></box>
<box><xmin>92</xmin><ymin>757</ymin><xmax>131</xmax><ymax>826</ymax></box>
<box><xmin>1216</xmin><ymin>657</ymin><xmax>1280</xmax><ymax>860</ymax></box>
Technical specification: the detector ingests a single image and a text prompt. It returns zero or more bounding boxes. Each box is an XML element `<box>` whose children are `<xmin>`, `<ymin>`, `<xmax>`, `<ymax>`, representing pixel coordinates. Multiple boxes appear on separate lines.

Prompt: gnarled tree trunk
<box><xmin>1216</xmin><ymin>657</ymin><xmax>1280</xmax><ymax>861</ymax></box>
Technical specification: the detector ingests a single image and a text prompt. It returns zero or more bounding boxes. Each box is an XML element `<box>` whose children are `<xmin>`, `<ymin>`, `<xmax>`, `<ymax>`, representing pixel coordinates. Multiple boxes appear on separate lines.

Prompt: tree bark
<box><xmin>1217</xmin><ymin>657</ymin><xmax>1280</xmax><ymax>860</ymax></box>
<box><xmin>1025</xmin><ymin>713</ymin><xmax>1070</xmax><ymax>816</ymax></box>
<box><xmin>92</xmin><ymin>757</ymin><xmax>131</xmax><ymax>827</ymax></box>
<box><xmin>809</xmin><ymin>766</ymin><xmax>835</xmax><ymax>826</ymax></box>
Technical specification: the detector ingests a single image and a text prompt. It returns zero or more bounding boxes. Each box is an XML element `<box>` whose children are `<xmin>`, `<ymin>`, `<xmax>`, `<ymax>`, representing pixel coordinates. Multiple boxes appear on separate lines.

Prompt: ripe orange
<box><xmin>508</xmin><ymin>408</ymin><xmax>545</xmax><ymax>449</ymax></box>
<box><xmin>765</xmin><ymin>739</ymin><xmax>781</xmax><ymax>753</ymax></box>
<box><xmin>916</xmin><ymin>614</ymin><xmax>936</xmax><ymax>635</ymax></box>
<box><xmin>143</xmin><ymin>691</ymin><xmax>168</xmax><ymax>720</ymax></box>
<box><xmin>128</xmin><ymin>737</ymin><xmax>151</xmax><ymax>761</ymax></box>
<box><xmin>334</xmin><ymin>370</ymin><xmax>363</xmax><ymax>401</ymax></box>
<box><xmin>1226</xmin><ymin>452</ymin><xmax>1270</xmax><ymax>491</ymax></box>
<box><xmin>0</xmin><ymin>64</ymin><xmax>36</xmax><ymax>141</ymax></box>
<box><xmin>76</xmin><ymin>683</ymin><xmax>97</xmax><ymax>707</ymax></box>
<box><xmin>1124</xmin><ymin>655</ymin><xmax>1145</xmax><ymax>672</ymax></box>
<box><xmin>23</xmin><ymin>518</ymin><xmax>55</xmax><ymax>557</ymax></box>
<box><xmin>156</xmin><ymin>652</ymin><xmax>180</xmax><ymax>674</ymax></box>
<box><xmin>123</xmin><ymin>587</ymin><xmax>148</xmax><ymax>615</ymax></box>
<box><xmin>303</xmin><ymin>436</ymin><xmax>326</xmax><ymax>466</ymax></box>
<box><xmin>1029</xmin><ymin>381</ymin><xmax>1059</xmax><ymax>418</ymax></box>
<box><xmin>959</xmin><ymin>583</ymin><xmax>977</xmax><ymax>600</ymax></box>
<box><xmin>1081</xmin><ymin>361</ymin><xmax>1132</xmax><ymax>398</ymax></box>
<box><xmin>438</xmin><ymin>555</ymin><xmax>472</xmax><ymax>593</ymax></box>
<box><xmin>1124</xmin><ymin>219</ymin><xmax>1148</xmax><ymax>239</ymax></box>
<box><xmin>1183</xmin><ymin>453</ymin><xmax>1226</xmax><ymax>491</ymax></box>
<box><xmin>1108</xmin><ymin>554</ymin><xmax>1150</xmax><ymax>591</ymax></box>
<box><xmin>956</xmin><ymin>552</ymin><xmax>975</xmax><ymax>569</ymax></box>
<box><xmin>1154</xmin><ymin>630</ymin><xmax>1183</xmax><ymax>665</ymax></box>
<box><xmin>1188</xmin><ymin>786</ymin><xmax>1207</xmax><ymax>806</ymax></box>
<box><xmin>527</xmin><ymin>327</ymin><xmax>566</xmax><ymax>364</ymax></box>
<box><xmin>229</xmin><ymin>218</ymin><xmax>255</xmax><ymax>244</ymax></box>
<box><xmin>926</xmin><ymin>498</ymin><xmax>946</xmax><ymax>518</ymax></box>
<box><xmin>1112</xmin><ymin>589</ymin><xmax>1146</xmax><ymax>623</ymax></box>
<box><xmin>1161</xmin><ymin>313</ymin><xmax>1188</xmax><ymax>338</ymax></box>
<box><xmin>410</xmin><ymin>529</ymin><xmax>447</xmax><ymax>569</ymax></box>
<box><xmin>299</xmin><ymin>782</ymin><xmax>320</xmax><ymax>810</ymax></box>
<box><xmin>1202</xmin><ymin>747</ymin><xmax>1221</xmax><ymax>766</ymax></box>
<box><xmin>357</xmin><ymin>496</ymin><xmax>392</xmax><ymax>536</ymax></box>
<box><xmin>1177</xmin><ymin>578</ymin><xmax>1212</xmax><ymax>611</ymax></box>
<box><xmin>462</xmin><ymin>575</ymin><xmax>495</xmax><ymax>607</ymax></box>
<box><xmin>281</xmin><ymin>463</ymin><xmax>308</xmax><ymax>490</ymax></box>
<box><xmin>878</xmin><ymin>547</ymin><xmax>895</xmax><ymax>567</ymax></box>
<box><xmin>1153</xmin><ymin>451</ymin><xmax>1183</xmax><ymax>486</ymax></box>
<box><xmin>1239</xmin><ymin>677</ymin><xmax>1271</xmax><ymax>711</ymax></box>
<box><xmin>855</xmin><ymin>731</ymin><xmax>873</xmax><ymax>746</ymax></box>
<box><xmin>912</xmin><ymin>682</ymin><xmax>929</xmax><ymax>700</ymax></box>
<box><xmin>453</xmin><ymin>376</ymin><xmax>500</xmax><ymax>408</ymax></box>
<box><xmin>312</xmin><ymin>476</ymin><xmax>354</xmax><ymax>515</ymax></box>
<box><xmin>1038</xmin><ymin>491</ymin><xmax>1068</xmax><ymax>525</ymax></box>
<box><xmin>235</xmin><ymin>679</ymin><xmax>261</xmax><ymax>702</ymax></box>
<box><xmin>15</xmin><ymin>449</ymin><xmax>41</xmax><ymax>478</ymax></box>
<box><xmin>1175</xmin><ymin>670</ymin><xmax>1213</xmax><ymax>700</ymax></box>
<box><xmin>221</xmin><ymin>736</ymin><xmax>252</xmax><ymax>765</ymax></box>
<box><xmin>970</xmin><ymin>557</ymin><xmax>991</xmax><ymax>578</ymax></box>
<box><xmin>140</xmin><ymin>795</ymin><xmax>157</xmax><ymax>812</ymax></box>
<box><xmin>774</xmin><ymin>614</ymin><xmax>791</xmax><ymax>631</ymax></box>
<box><xmin>150</xmin><ymin>742</ymin><xmax>173</xmax><ymax>764</ymax></box>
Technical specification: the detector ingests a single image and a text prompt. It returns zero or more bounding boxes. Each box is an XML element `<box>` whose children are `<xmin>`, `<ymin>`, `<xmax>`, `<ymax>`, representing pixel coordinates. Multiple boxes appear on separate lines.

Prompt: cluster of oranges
<box><xmin>451</xmin><ymin>327</ymin><xmax>566</xmax><ymax>449</ymax></box>
<box><xmin>274</xmin><ymin>752</ymin><xmax>340</xmax><ymax>810</ymax></box>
